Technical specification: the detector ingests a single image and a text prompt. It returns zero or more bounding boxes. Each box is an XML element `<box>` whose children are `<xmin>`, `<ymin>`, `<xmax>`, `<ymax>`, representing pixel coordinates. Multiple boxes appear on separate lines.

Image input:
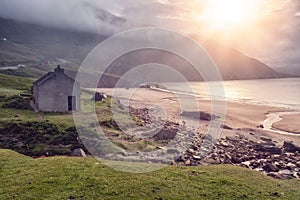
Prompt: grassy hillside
<box><xmin>0</xmin><ymin>73</ymin><xmax>33</xmax><ymax>92</ymax></box>
<box><xmin>0</xmin><ymin>74</ymin><xmax>158</xmax><ymax>156</ymax></box>
<box><xmin>0</xmin><ymin>149</ymin><xmax>299</xmax><ymax>200</ymax></box>
<box><xmin>0</xmin><ymin>73</ymin><xmax>300</xmax><ymax>199</ymax></box>
<box><xmin>0</xmin><ymin>17</ymin><xmax>292</xmax><ymax>83</ymax></box>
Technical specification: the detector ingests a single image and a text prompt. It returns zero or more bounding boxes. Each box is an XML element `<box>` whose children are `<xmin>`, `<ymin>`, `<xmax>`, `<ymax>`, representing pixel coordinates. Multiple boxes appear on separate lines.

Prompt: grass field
<box><xmin>1</xmin><ymin>74</ymin><xmax>300</xmax><ymax>199</ymax></box>
<box><xmin>0</xmin><ymin>149</ymin><xmax>300</xmax><ymax>200</ymax></box>
<box><xmin>0</xmin><ymin>74</ymin><xmax>161</xmax><ymax>156</ymax></box>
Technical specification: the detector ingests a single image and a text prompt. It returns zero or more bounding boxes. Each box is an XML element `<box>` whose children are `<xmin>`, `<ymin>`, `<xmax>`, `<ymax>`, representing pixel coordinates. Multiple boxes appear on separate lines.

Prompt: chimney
<box><xmin>55</xmin><ymin>65</ymin><xmax>64</xmax><ymax>74</ymax></box>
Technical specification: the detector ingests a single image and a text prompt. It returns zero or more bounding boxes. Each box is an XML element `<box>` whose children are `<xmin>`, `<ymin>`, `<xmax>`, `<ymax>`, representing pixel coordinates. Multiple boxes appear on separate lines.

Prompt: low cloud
<box><xmin>0</xmin><ymin>0</ymin><xmax>299</xmax><ymax>69</ymax></box>
<box><xmin>0</xmin><ymin>0</ymin><xmax>132</xmax><ymax>34</ymax></box>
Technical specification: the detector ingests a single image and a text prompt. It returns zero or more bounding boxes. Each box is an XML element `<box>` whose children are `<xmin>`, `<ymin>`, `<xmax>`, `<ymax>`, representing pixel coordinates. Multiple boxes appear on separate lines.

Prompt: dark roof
<box><xmin>33</xmin><ymin>72</ymin><xmax>55</xmax><ymax>85</ymax></box>
<box><xmin>33</xmin><ymin>67</ymin><xmax>76</xmax><ymax>86</ymax></box>
<box><xmin>33</xmin><ymin>71</ymin><xmax>55</xmax><ymax>86</ymax></box>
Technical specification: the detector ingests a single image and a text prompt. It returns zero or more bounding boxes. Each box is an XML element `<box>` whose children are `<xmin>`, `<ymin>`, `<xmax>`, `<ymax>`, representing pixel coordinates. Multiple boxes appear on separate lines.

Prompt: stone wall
<box><xmin>34</xmin><ymin>68</ymin><xmax>80</xmax><ymax>112</ymax></box>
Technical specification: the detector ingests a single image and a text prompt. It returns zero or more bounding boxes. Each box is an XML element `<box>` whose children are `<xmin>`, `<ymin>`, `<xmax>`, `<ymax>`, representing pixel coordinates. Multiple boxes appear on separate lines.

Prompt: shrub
<box><xmin>0</xmin><ymin>121</ymin><xmax>89</xmax><ymax>157</ymax></box>
<box><xmin>2</xmin><ymin>95</ymin><xmax>32</xmax><ymax>110</ymax></box>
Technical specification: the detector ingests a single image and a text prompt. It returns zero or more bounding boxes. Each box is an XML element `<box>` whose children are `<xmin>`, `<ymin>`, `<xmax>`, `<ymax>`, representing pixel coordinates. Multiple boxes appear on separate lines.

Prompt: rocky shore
<box><xmin>128</xmin><ymin>106</ymin><xmax>300</xmax><ymax>179</ymax></box>
<box><xmin>176</xmin><ymin>132</ymin><xmax>300</xmax><ymax>179</ymax></box>
<box><xmin>96</xmin><ymin>89</ymin><xmax>300</xmax><ymax>179</ymax></box>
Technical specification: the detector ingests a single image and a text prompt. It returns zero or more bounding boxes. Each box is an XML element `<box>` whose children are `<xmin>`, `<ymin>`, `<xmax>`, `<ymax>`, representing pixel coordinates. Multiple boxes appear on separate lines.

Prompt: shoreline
<box><xmin>149</xmin><ymin>86</ymin><xmax>300</xmax><ymax>136</ymax></box>
<box><xmin>271</xmin><ymin>113</ymin><xmax>300</xmax><ymax>134</ymax></box>
<box><xmin>94</xmin><ymin>87</ymin><xmax>300</xmax><ymax>179</ymax></box>
<box><xmin>97</xmin><ymin>88</ymin><xmax>300</xmax><ymax>142</ymax></box>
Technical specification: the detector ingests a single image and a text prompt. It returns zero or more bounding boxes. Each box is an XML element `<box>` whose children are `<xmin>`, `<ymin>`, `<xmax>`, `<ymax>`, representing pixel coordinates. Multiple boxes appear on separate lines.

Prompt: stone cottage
<box><xmin>33</xmin><ymin>65</ymin><xmax>80</xmax><ymax>112</ymax></box>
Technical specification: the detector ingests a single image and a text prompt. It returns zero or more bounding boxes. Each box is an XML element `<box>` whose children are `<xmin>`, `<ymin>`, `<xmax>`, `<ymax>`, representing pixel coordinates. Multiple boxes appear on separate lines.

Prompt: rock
<box><xmin>181</xmin><ymin>111</ymin><xmax>219</xmax><ymax>121</ymax></box>
<box><xmin>176</xmin><ymin>155</ymin><xmax>185</xmax><ymax>162</ymax></box>
<box><xmin>260</xmin><ymin>136</ymin><xmax>272</xmax><ymax>142</ymax></box>
<box><xmin>187</xmin><ymin>149</ymin><xmax>194</xmax><ymax>154</ymax></box>
<box><xmin>70</xmin><ymin>148</ymin><xmax>87</xmax><ymax>157</ymax></box>
<box><xmin>154</xmin><ymin>129</ymin><xmax>177</xmax><ymax>140</ymax></box>
<box><xmin>192</xmin><ymin>155</ymin><xmax>202</xmax><ymax>160</ymax></box>
<box><xmin>263</xmin><ymin>163</ymin><xmax>279</xmax><ymax>172</ymax></box>
<box><xmin>167</xmin><ymin>149</ymin><xmax>180</xmax><ymax>154</ymax></box>
<box><xmin>224</xmin><ymin>153</ymin><xmax>232</xmax><ymax>160</ymax></box>
<box><xmin>257</xmin><ymin>124</ymin><xmax>264</xmax><ymax>129</ymax></box>
<box><xmin>296</xmin><ymin>161</ymin><xmax>300</xmax><ymax>168</ymax></box>
<box><xmin>221</xmin><ymin>124</ymin><xmax>233</xmax><ymax>130</ymax></box>
<box><xmin>191</xmin><ymin>145</ymin><xmax>198</xmax><ymax>151</ymax></box>
<box><xmin>278</xmin><ymin>170</ymin><xmax>294</xmax><ymax>179</ymax></box>
<box><xmin>270</xmin><ymin>192</ymin><xmax>281</xmax><ymax>197</ymax></box>
<box><xmin>231</xmin><ymin>156</ymin><xmax>242</xmax><ymax>164</ymax></box>
<box><xmin>268</xmin><ymin>172</ymin><xmax>285</xmax><ymax>179</ymax></box>
<box><xmin>220</xmin><ymin>141</ymin><xmax>230</xmax><ymax>147</ymax></box>
<box><xmin>282</xmin><ymin>141</ymin><xmax>300</xmax><ymax>153</ymax></box>
<box><xmin>184</xmin><ymin>159</ymin><xmax>191</xmax><ymax>165</ymax></box>
<box><xmin>254</xmin><ymin>144</ymin><xmax>282</xmax><ymax>154</ymax></box>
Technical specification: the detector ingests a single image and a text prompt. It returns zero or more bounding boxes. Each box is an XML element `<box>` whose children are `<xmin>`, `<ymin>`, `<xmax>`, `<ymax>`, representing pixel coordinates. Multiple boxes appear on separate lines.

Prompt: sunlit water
<box><xmin>163</xmin><ymin>78</ymin><xmax>300</xmax><ymax>135</ymax></box>
<box><xmin>164</xmin><ymin>78</ymin><xmax>300</xmax><ymax>110</ymax></box>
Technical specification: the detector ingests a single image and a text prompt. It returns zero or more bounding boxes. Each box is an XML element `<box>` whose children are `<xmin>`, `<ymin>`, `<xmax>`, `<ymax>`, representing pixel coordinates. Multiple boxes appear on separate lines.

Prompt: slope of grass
<box><xmin>0</xmin><ymin>149</ymin><xmax>299</xmax><ymax>200</ymax></box>
<box><xmin>0</xmin><ymin>73</ymin><xmax>33</xmax><ymax>93</ymax></box>
<box><xmin>0</xmin><ymin>74</ymin><xmax>155</xmax><ymax>156</ymax></box>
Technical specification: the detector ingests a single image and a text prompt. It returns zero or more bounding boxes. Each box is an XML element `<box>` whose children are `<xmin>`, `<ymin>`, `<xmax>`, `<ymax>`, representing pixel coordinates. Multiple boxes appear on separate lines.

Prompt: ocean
<box><xmin>164</xmin><ymin>78</ymin><xmax>300</xmax><ymax>111</ymax></box>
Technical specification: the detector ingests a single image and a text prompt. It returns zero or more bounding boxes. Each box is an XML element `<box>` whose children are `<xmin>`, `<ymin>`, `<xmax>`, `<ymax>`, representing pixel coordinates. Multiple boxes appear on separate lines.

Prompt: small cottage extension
<box><xmin>33</xmin><ymin>65</ymin><xmax>80</xmax><ymax>112</ymax></box>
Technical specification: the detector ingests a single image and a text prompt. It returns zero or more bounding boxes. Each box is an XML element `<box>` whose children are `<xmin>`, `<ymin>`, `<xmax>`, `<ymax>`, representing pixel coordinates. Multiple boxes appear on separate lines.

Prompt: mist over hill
<box><xmin>0</xmin><ymin>17</ymin><xmax>291</xmax><ymax>86</ymax></box>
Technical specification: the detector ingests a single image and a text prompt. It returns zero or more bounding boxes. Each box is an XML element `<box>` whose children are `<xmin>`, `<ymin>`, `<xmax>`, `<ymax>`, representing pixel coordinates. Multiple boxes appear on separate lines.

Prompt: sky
<box><xmin>0</xmin><ymin>0</ymin><xmax>299</xmax><ymax>69</ymax></box>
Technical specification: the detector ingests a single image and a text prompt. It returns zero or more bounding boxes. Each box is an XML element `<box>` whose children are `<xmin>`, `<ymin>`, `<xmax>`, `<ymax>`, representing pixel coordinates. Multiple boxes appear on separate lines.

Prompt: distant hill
<box><xmin>274</xmin><ymin>66</ymin><xmax>300</xmax><ymax>76</ymax></box>
<box><xmin>0</xmin><ymin>17</ymin><xmax>291</xmax><ymax>86</ymax></box>
<box><xmin>200</xmin><ymin>40</ymin><xmax>290</xmax><ymax>80</ymax></box>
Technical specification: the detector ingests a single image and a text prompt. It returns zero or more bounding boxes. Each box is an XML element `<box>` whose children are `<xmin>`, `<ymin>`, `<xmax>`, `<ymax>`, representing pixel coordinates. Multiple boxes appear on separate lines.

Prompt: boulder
<box><xmin>221</xmin><ymin>124</ymin><xmax>233</xmax><ymax>130</ymax></box>
<box><xmin>260</xmin><ymin>136</ymin><xmax>272</xmax><ymax>142</ymax></box>
<box><xmin>192</xmin><ymin>155</ymin><xmax>202</xmax><ymax>160</ymax></box>
<box><xmin>70</xmin><ymin>148</ymin><xmax>87</xmax><ymax>157</ymax></box>
<box><xmin>263</xmin><ymin>163</ymin><xmax>279</xmax><ymax>172</ymax></box>
<box><xmin>254</xmin><ymin>143</ymin><xmax>282</xmax><ymax>154</ymax></box>
<box><xmin>231</xmin><ymin>156</ymin><xmax>242</xmax><ymax>164</ymax></box>
<box><xmin>184</xmin><ymin>159</ymin><xmax>191</xmax><ymax>165</ymax></box>
<box><xmin>282</xmin><ymin>141</ymin><xmax>300</xmax><ymax>153</ymax></box>
<box><xmin>257</xmin><ymin>124</ymin><xmax>264</xmax><ymax>129</ymax></box>
<box><xmin>181</xmin><ymin>111</ymin><xmax>219</xmax><ymax>121</ymax></box>
<box><xmin>167</xmin><ymin>149</ymin><xmax>180</xmax><ymax>155</ymax></box>
<box><xmin>154</xmin><ymin>129</ymin><xmax>177</xmax><ymax>140</ymax></box>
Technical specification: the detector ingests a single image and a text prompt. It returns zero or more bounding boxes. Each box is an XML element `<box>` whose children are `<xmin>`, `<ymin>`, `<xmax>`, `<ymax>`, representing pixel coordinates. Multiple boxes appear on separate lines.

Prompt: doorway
<box><xmin>68</xmin><ymin>96</ymin><xmax>76</xmax><ymax>111</ymax></box>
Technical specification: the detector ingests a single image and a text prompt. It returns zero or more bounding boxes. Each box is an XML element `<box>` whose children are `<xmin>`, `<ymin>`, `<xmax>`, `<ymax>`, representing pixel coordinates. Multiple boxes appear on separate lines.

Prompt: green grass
<box><xmin>0</xmin><ymin>74</ymin><xmax>158</xmax><ymax>156</ymax></box>
<box><xmin>0</xmin><ymin>73</ymin><xmax>33</xmax><ymax>95</ymax></box>
<box><xmin>0</xmin><ymin>74</ymin><xmax>300</xmax><ymax>199</ymax></box>
<box><xmin>0</xmin><ymin>149</ymin><xmax>299</xmax><ymax>200</ymax></box>
<box><xmin>0</xmin><ymin>74</ymin><xmax>75</xmax><ymax>127</ymax></box>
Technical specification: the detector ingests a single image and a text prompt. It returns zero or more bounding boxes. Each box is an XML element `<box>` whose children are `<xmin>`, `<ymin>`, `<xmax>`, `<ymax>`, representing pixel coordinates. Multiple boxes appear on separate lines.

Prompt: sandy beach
<box><xmin>93</xmin><ymin>87</ymin><xmax>300</xmax><ymax>179</ymax></box>
<box><xmin>273</xmin><ymin>114</ymin><xmax>300</xmax><ymax>134</ymax></box>
<box><xmin>98</xmin><ymin>88</ymin><xmax>300</xmax><ymax>145</ymax></box>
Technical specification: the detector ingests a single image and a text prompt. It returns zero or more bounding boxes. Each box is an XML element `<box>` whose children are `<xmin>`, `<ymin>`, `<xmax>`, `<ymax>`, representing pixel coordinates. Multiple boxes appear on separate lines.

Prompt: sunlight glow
<box><xmin>198</xmin><ymin>0</ymin><xmax>263</xmax><ymax>30</ymax></box>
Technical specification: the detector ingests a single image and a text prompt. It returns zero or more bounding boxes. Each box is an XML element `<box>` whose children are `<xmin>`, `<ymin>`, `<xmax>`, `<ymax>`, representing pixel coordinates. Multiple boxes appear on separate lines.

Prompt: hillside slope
<box><xmin>0</xmin><ymin>17</ymin><xmax>291</xmax><ymax>84</ymax></box>
<box><xmin>201</xmin><ymin>40</ymin><xmax>288</xmax><ymax>80</ymax></box>
<box><xmin>1</xmin><ymin>149</ymin><xmax>300</xmax><ymax>200</ymax></box>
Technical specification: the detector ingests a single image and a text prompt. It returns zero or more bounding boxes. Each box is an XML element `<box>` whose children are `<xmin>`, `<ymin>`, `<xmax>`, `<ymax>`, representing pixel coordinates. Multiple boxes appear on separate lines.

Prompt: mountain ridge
<box><xmin>0</xmin><ymin>17</ymin><xmax>292</xmax><ymax>86</ymax></box>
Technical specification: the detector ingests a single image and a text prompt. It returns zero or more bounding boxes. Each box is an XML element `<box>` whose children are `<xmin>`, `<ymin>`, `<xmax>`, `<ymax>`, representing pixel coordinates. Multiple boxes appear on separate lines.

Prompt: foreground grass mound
<box><xmin>0</xmin><ymin>149</ymin><xmax>299</xmax><ymax>200</ymax></box>
<box><xmin>0</xmin><ymin>121</ymin><xmax>87</xmax><ymax>156</ymax></box>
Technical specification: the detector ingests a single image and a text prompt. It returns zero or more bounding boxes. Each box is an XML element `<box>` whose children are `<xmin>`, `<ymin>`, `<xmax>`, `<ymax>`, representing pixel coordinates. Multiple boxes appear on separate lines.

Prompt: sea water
<box><xmin>164</xmin><ymin>78</ymin><xmax>300</xmax><ymax>111</ymax></box>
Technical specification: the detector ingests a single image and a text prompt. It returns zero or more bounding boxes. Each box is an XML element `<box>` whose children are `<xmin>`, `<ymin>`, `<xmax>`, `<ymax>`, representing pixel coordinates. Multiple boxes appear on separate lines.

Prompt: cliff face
<box><xmin>0</xmin><ymin>17</ymin><xmax>291</xmax><ymax>87</ymax></box>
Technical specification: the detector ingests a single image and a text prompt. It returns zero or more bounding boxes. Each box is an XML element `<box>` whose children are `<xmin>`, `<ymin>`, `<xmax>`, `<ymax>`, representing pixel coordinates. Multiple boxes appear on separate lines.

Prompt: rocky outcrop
<box><xmin>282</xmin><ymin>141</ymin><xmax>300</xmax><ymax>153</ymax></box>
<box><xmin>181</xmin><ymin>111</ymin><xmax>219</xmax><ymax>121</ymax></box>
<box><xmin>70</xmin><ymin>148</ymin><xmax>87</xmax><ymax>157</ymax></box>
<box><xmin>176</xmin><ymin>135</ymin><xmax>300</xmax><ymax>179</ymax></box>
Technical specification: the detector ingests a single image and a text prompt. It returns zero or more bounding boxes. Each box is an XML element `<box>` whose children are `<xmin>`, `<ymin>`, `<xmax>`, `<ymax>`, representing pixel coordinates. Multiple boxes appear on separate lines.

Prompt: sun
<box><xmin>198</xmin><ymin>0</ymin><xmax>262</xmax><ymax>30</ymax></box>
